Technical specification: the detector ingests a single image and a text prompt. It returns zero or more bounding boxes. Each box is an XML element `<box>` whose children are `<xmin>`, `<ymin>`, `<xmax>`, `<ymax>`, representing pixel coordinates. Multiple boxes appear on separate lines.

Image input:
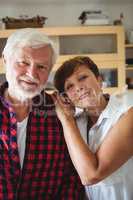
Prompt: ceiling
<box><xmin>0</xmin><ymin>0</ymin><xmax>133</xmax><ymax>4</ymax></box>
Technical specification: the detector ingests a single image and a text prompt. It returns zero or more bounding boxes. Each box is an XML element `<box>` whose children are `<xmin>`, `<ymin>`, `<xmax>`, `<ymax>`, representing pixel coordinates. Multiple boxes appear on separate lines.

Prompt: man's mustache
<box><xmin>19</xmin><ymin>75</ymin><xmax>39</xmax><ymax>84</ymax></box>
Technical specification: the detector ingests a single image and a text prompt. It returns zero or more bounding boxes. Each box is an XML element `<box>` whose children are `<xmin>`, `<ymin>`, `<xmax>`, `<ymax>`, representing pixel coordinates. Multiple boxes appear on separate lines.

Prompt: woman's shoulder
<box><xmin>113</xmin><ymin>91</ymin><xmax>133</xmax><ymax>110</ymax></box>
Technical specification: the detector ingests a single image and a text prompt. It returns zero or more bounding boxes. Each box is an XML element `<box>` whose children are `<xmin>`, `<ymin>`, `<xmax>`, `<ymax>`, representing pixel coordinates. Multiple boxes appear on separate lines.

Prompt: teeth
<box><xmin>20</xmin><ymin>78</ymin><xmax>38</xmax><ymax>84</ymax></box>
<box><xmin>45</xmin><ymin>89</ymin><xmax>56</xmax><ymax>95</ymax></box>
<box><xmin>22</xmin><ymin>80</ymin><xmax>37</xmax><ymax>84</ymax></box>
<box><xmin>80</xmin><ymin>93</ymin><xmax>88</xmax><ymax>100</ymax></box>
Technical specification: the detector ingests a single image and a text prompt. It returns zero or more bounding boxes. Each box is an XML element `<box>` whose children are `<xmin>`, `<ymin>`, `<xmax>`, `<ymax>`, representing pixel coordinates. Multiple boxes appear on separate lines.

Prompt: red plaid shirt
<box><xmin>0</xmin><ymin>82</ymin><xmax>84</xmax><ymax>200</ymax></box>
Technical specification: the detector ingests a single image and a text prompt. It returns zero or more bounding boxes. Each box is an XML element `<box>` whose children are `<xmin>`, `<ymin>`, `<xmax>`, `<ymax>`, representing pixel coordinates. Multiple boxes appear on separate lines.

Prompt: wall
<box><xmin>0</xmin><ymin>0</ymin><xmax>133</xmax><ymax>32</ymax></box>
<box><xmin>0</xmin><ymin>0</ymin><xmax>133</xmax><ymax>88</ymax></box>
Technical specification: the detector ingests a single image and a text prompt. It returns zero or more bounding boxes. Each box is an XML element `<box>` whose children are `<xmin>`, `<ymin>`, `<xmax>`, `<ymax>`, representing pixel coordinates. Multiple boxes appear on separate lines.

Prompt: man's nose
<box><xmin>26</xmin><ymin>64</ymin><xmax>37</xmax><ymax>78</ymax></box>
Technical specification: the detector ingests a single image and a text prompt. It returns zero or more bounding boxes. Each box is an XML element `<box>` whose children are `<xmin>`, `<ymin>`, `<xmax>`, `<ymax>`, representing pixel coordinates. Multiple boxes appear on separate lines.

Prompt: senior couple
<box><xmin>0</xmin><ymin>28</ymin><xmax>133</xmax><ymax>200</ymax></box>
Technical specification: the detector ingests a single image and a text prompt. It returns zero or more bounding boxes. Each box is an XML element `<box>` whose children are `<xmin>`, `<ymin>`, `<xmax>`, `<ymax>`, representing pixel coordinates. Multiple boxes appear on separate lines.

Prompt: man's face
<box><xmin>5</xmin><ymin>45</ymin><xmax>53</xmax><ymax>101</ymax></box>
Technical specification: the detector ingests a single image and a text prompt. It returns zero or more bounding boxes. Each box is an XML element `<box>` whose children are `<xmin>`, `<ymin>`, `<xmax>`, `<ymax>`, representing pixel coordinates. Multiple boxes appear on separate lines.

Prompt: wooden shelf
<box><xmin>125</xmin><ymin>44</ymin><xmax>133</xmax><ymax>48</ymax></box>
<box><xmin>126</xmin><ymin>67</ymin><xmax>133</xmax><ymax>70</ymax></box>
<box><xmin>0</xmin><ymin>26</ymin><xmax>126</xmax><ymax>94</ymax></box>
<box><xmin>127</xmin><ymin>89</ymin><xmax>133</xmax><ymax>91</ymax></box>
<box><xmin>103</xmin><ymin>87</ymin><xmax>122</xmax><ymax>95</ymax></box>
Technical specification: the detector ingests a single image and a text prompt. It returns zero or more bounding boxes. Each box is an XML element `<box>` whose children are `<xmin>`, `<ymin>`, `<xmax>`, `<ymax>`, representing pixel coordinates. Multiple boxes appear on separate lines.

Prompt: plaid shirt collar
<box><xmin>0</xmin><ymin>81</ymin><xmax>55</xmax><ymax>111</ymax></box>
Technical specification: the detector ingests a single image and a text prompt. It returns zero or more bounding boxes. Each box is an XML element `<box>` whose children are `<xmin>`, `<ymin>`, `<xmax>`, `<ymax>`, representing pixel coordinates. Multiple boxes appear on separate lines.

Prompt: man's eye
<box><xmin>37</xmin><ymin>65</ymin><xmax>48</xmax><ymax>71</ymax></box>
<box><xmin>17</xmin><ymin>61</ymin><xmax>29</xmax><ymax>66</ymax></box>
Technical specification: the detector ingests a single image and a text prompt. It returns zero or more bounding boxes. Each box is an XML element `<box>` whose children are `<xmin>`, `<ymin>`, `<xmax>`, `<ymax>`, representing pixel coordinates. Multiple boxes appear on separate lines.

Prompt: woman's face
<box><xmin>64</xmin><ymin>65</ymin><xmax>102</xmax><ymax>109</ymax></box>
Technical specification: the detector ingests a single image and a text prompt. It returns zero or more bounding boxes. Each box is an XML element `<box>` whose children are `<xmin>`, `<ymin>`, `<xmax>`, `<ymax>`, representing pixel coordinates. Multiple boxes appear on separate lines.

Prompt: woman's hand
<box><xmin>51</xmin><ymin>92</ymin><xmax>75</xmax><ymax>123</ymax></box>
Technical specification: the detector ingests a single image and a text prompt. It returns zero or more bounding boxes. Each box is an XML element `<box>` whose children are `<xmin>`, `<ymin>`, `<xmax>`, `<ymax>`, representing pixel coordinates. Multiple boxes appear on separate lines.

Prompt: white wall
<box><xmin>0</xmin><ymin>1</ymin><xmax>133</xmax><ymax>31</ymax></box>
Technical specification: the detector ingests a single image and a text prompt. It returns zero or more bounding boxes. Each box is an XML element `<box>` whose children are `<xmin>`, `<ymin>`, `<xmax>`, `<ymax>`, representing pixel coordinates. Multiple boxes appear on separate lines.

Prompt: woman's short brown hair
<box><xmin>54</xmin><ymin>56</ymin><xmax>100</xmax><ymax>94</ymax></box>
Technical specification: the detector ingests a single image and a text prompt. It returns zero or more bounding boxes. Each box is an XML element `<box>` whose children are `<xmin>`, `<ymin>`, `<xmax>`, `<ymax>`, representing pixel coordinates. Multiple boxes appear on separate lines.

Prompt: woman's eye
<box><xmin>66</xmin><ymin>84</ymin><xmax>73</xmax><ymax>91</ymax></box>
<box><xmin>79</xmin><ymin>75</ymin><xmax>88</xmax><ymax>81</ymax></box>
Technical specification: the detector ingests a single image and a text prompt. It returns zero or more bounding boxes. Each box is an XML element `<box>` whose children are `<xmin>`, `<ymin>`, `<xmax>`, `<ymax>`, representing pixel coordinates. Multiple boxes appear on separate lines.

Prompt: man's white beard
<box><xmin>6</xmin><ymin>69</ymin><xmax>45</xmax><ymax>102</ymax></box>
<box><xmin>9</xmin><ymin>84</ymin><xmax>44</xmax><ymax>102</ymax></box>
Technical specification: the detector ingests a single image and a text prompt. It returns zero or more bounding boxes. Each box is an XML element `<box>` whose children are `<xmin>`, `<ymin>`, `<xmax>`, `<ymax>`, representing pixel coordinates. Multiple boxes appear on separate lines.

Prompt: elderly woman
<box><xmin>53</xmin><ymin>56</ymin><xmax>133</xmax><ymax>200</ymax></box>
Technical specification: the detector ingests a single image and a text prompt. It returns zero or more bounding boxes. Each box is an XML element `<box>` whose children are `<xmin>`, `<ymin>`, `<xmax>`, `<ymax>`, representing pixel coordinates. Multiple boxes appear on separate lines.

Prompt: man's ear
<box><xmin>2</xmin><ymin>54</ymin><xmax>6</xmax><ymax>65</ymax></box>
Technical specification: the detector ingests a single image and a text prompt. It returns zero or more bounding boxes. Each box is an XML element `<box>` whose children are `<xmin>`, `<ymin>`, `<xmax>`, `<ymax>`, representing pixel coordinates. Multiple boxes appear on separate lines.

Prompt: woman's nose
<box><xmin>75</xmin><ymin>84</ymin><xmax>84</xmax><ymax>92</ymax></box>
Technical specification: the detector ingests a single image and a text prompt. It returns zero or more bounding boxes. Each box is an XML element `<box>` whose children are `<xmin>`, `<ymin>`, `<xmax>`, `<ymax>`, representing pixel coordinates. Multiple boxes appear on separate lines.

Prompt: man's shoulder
<box><xmin>0</xmin><ymin>82</ymin><xmax>8</xmax><ymax>97</ymax></box>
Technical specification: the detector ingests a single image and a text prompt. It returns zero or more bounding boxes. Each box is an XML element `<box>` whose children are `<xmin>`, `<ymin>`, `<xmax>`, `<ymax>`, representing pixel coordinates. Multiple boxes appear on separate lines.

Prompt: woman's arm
<box><xmin>53</xmin><ymin>93</ymin><xmax>133</xmax><ymax>185</ymax></box>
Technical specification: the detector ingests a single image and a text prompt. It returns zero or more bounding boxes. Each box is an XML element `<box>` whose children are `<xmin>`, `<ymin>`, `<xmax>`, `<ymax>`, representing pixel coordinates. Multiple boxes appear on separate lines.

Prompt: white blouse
<box><xmin>76</xmin><ymin>93</ymin><xmax>133</xmax><ymax>200</ymax></box>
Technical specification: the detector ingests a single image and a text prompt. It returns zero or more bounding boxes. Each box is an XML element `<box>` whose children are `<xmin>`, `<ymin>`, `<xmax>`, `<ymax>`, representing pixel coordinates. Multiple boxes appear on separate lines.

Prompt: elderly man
<box><xmin>0</xmin><ymin>28</ymin><xmax>84</xmax><ymax>200</ymax></box>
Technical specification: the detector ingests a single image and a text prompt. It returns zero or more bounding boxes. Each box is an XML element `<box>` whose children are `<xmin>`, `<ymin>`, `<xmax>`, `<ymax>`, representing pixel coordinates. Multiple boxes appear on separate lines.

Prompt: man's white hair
<box><xmin>3</xmin><ymin>28</ymin><xmax>58</xmax><ymax>66</ymax></box>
